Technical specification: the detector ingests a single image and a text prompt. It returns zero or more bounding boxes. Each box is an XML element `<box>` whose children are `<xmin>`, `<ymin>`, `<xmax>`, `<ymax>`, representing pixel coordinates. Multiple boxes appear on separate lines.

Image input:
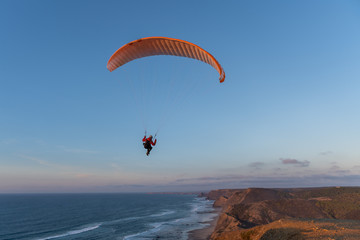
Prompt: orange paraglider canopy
<box><xmin>107</xmin><ymin>37</ymin><xmax>225</xmax><ymax>83</ymax></box>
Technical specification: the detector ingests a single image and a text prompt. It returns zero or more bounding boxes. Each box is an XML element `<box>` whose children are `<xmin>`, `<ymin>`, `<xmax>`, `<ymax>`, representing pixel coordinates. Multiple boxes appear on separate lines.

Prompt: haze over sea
<box><xmin>0</xmin><ymin>194</ymin><xmax>216</xmax><ymax>240</ymax></box>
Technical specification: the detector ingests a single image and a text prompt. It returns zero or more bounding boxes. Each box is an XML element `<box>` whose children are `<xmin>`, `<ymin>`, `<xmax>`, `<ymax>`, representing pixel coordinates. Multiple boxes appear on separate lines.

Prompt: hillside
<box><xmin>207</xmin><ymin>187</ymin><xmax>360</xmax><ymax>239</ymax></box>
<box><xmin>213</xmin><ymin>218</ymin><xmax>360</xmax><ymax>240</ymax></box>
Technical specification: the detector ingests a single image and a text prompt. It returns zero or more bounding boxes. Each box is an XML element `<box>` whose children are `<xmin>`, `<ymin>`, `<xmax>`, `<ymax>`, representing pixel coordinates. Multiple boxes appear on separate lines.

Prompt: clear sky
<box><xmin>1</xmin><ymin>0</ymin><xmax>360</xmax><ymax>193</ymax></box>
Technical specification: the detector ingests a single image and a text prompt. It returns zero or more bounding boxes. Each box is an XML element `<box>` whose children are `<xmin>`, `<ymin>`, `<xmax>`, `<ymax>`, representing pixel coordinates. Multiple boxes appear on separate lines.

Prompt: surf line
<box><xmin>36</xmin><ymin>223</ymin><xmax>101</xmax><ymax>240</ymax></box>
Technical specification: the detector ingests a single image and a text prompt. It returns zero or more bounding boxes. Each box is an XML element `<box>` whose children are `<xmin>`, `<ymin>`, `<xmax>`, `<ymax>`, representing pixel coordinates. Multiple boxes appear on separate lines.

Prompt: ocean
<box><xmin>0</xmin><ymin>193</ymin><xmax>217</xmax><ymax>240</ymax></box>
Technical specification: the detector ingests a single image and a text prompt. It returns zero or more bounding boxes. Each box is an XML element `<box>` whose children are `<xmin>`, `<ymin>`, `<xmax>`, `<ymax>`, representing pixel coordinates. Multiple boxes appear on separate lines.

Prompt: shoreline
<box><xmin>188</xmin><ymin>207</ymin><xmax>221</xmax><ymax>240</ymax></box>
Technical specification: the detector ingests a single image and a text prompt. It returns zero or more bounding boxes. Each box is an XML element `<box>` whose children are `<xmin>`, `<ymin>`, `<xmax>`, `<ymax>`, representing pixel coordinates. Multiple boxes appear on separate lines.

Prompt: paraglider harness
<box><xmin>143</xmin><ymin>140</ymin><xmax>151</xmax><ymax>149</ymax></box>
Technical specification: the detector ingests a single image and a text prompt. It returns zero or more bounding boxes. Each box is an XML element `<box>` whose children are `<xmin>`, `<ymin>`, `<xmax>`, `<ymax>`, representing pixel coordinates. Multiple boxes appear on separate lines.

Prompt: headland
<box><xmin>190</xmin><ymin>187</ymin><xmax>360</xmax><ymax>240</ymax></box>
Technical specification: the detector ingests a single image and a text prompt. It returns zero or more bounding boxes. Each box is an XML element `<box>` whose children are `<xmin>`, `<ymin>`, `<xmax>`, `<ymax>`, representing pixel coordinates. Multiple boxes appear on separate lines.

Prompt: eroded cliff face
<box><xmin>208</xmin><ymin>187</ymin><xmax>360</xmax><ymax>240</ymax></box>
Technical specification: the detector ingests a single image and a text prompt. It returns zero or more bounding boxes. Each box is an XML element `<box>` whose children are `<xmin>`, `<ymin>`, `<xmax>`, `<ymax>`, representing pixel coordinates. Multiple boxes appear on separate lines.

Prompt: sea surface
<box><xmin>0</xmin><ymin>193</ymin><xmax>217</xmax><ymax>240</ymax></box>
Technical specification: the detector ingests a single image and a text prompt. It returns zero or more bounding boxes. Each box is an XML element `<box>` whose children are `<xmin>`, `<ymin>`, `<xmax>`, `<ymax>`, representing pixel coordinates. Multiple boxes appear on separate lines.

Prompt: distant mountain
<box><xmin>207</xmin><ymin>187</ymin><xmax>360</xmax><ymax>240</ymax></box>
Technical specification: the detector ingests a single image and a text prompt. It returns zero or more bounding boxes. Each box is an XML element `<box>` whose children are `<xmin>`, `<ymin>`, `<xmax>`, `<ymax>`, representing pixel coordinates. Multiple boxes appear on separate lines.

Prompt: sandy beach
<box><xmin>188</xmin><ymin>207</ymin><xmax>221</xmax><ymax>240</ymax></box>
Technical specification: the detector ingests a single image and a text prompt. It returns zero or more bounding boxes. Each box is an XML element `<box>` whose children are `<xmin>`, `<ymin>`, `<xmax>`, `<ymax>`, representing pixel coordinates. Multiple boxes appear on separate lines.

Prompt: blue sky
<box><xmin>1</xmin><ymin>0</ymin><xmax>360</xmax><ymax>193</ymax></box>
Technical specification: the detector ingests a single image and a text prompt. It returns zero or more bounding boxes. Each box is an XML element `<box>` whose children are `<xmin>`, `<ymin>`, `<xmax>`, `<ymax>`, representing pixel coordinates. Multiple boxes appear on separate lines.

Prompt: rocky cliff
<box><xmin>208</xmin><ymin>187</ymin><xmax>360</xmax><ymax>239</ymax></box>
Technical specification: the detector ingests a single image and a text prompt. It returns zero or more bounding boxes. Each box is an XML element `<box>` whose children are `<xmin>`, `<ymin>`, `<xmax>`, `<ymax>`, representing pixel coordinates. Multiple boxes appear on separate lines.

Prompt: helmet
<box><xmin>149</xmin><ymin>135</ymin><xmax>153</xmax><ymax>138</ymax></box>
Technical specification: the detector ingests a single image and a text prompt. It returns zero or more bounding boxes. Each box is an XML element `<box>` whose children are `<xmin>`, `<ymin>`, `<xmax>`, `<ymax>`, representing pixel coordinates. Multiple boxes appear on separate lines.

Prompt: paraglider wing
<box><xmin>107</xmin><ymin>37</ymin><xmax>225</xmax><ymax>83</ymax></box>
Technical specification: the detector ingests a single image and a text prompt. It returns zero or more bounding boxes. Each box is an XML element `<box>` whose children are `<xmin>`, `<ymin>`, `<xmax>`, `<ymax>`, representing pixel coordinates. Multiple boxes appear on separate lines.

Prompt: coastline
<box><xmin>188</xmin><ymin>207</ymin><xmax>221</xmax><ymax>240</ymax></box>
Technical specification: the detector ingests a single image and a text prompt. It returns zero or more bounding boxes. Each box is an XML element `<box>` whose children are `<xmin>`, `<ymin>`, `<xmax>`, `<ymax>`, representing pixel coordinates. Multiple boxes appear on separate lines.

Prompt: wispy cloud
<box><xmin>57</xmin><ymin>145</ymin><xmax>99</xmax><ymax>154</ymax></box>
<box><xmin>109</xmin><ymin>163</ymin><xmax>123</xmax><ymax>171</ymax></box>
<box><xmin>63</xmin><ymin>148</ymin><xmax>99</xmax><ymax>154</ymax></box>
<box><xmin>330</xmin><ymin>165</ymin><xmax>340</xmax><ymax>171</ymax></box>
<box><xmin>320</xmin><ymin>151</ymin><xmax>333</xmax><ymax>156</ymax></box>
<box><xmin>20</xmin><ymin>155</ymin><xmax>70</xmax><ymax>170</ymax></box>
<box><xmin>74</xmin><ymin>173</ymin><xmax>93</xmax><ymax>178</ymax></box>
<box><xmin>280</xmin><ymin>158</ymin><xmax>310</xmax><ymax>167</ymax></box>
<box><xmin>109</xmin><ymin>184</ymin><xmax>150</xmax><ymax>189</ymax></box>
<box><xmin>19</xmin><ymin>155</ymin><xmax>94</xmax><ymax>179</ymax></box>
<box><xmin>174</xmin><ymin>175</ymin><xmax>246</xmax><ymax>184</ymax></box>
<box><xmin>249</xmin><ymin>162</ymin><xmax>265</xmax><ymax>169</ymax></box>
<box><xmin>329</xmin><ymin>165</ymin><xmax>351</xmax><ymax>175</ymax></box>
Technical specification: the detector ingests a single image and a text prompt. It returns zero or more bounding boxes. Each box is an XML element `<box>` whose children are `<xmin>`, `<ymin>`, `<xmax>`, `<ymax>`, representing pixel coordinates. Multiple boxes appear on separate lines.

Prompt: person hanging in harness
<box><xmin>142</xmin><ymin>134</ymin><xmax>157</xmax><ymax>156</ymax></box>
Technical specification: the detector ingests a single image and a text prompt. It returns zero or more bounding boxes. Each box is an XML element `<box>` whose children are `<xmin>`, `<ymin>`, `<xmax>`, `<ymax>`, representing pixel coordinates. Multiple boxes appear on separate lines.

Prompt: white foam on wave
<box><xmin>124</xmin><ymin>197</ymin><xmax>217</xmax><ymax>240</ymax></box>
<box><xmin>106</xmin><ymin>215</ymin><xmax>141</xmax><ymax>225</ymax></box>
<box><xmin>150</xmin><ymin>210</ymin><xmax>175</xmax><ymax>217</ymax></box>
<box><xmin>123</xmin><ymin>221</ymin><xmax>166</xmax><ymax>240</ymax></box>
<box><xmin>105</xmin><ymin>210</ymin><xmax>175</xmax><ymax>227</ymax></box>
<box><xmin>191</xmin><ymin>197</ymin><xmax>215</xmax><ymax>214</ymax></box>
<box><xmin>36</xmin><ymin>223</ymin><xmax>101</xmax><ymax>240</ymax></box>
<box><xmin>184</xmin><ymin>198</ymin><xmax>218</xmax><ymax>230</ymax></box>
<box><xmin>119</xmin><ymin>210</ymin><xmax>177</xmax><ymax>240</ymax></box>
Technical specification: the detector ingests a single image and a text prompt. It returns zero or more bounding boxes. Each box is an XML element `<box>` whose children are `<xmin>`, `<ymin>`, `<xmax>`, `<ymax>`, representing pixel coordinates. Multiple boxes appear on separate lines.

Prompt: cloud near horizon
<box><xmin>280</xmin><ymin>158</ymin><xmax>310</xmax><ymax>167</ymax></box>
<box><xmin>249</xmin><ymin>162</ymin><xmax>265</xmax><ymax>169</ymax></box>
<box><xmin>103</xmin><ymin>173</ymin><xmax>360</xmax><ymax>193</ymax></box>
<box><xmin>329</xmin><ymin>165</ymin><xmax>351</xmax><ymax>175</ymax></box>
